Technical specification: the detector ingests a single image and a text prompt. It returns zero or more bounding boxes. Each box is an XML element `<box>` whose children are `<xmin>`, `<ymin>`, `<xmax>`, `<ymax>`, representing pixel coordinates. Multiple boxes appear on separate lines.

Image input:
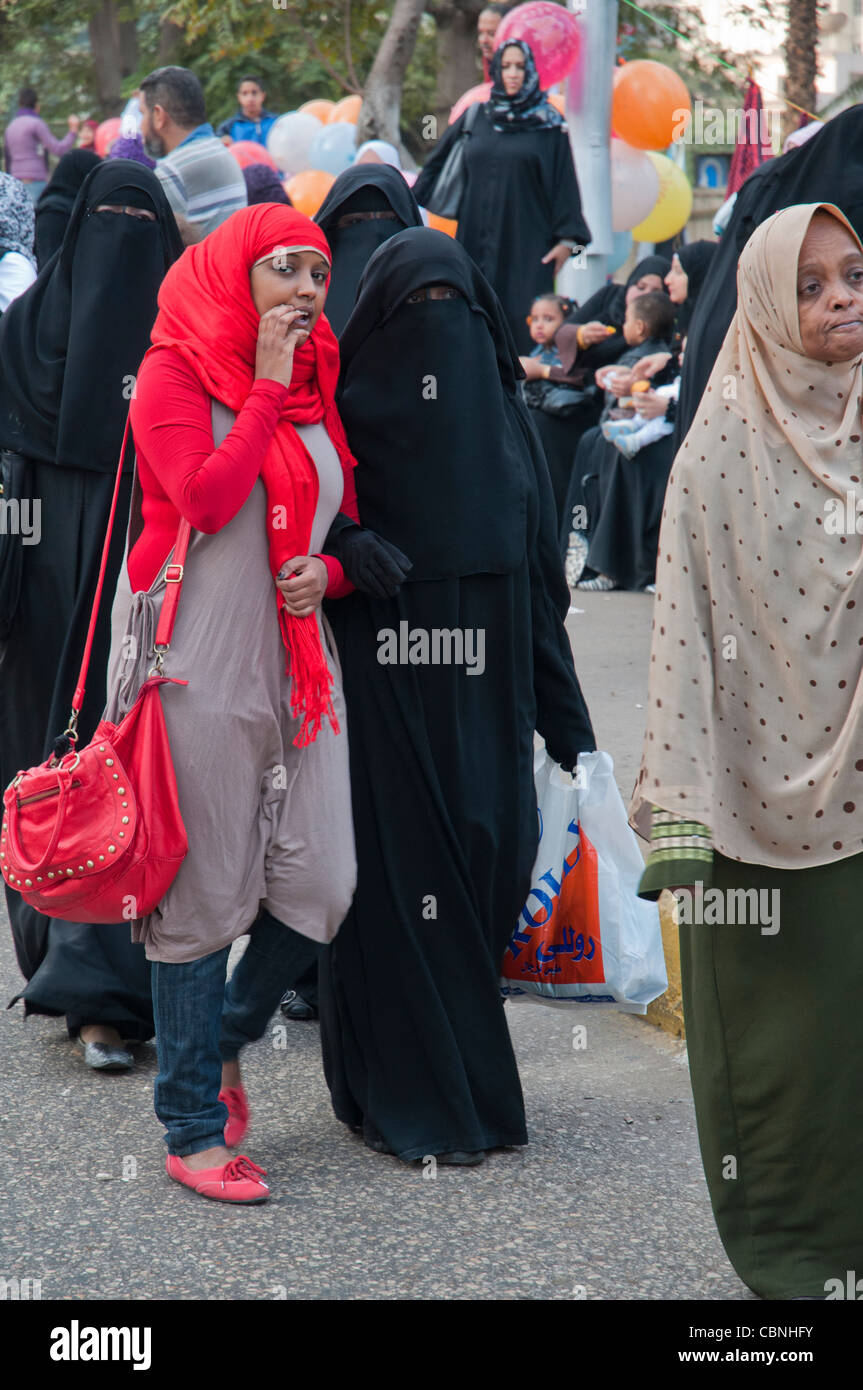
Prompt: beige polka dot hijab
<box><xmin>631</xmin><ymin>203</ymin><xmax>863</xmax><ymax>868</ymax></box>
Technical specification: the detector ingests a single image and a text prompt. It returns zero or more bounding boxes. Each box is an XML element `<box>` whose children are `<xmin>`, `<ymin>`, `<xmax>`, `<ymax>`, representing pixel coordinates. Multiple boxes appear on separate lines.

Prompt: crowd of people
<box><xmin>0</xmin><ymin>15</ymin><xmax>861</xmax><ymax>1304</ymax></box>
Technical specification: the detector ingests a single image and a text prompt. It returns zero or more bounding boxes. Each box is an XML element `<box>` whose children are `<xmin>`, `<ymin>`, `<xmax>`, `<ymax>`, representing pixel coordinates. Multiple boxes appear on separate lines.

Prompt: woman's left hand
<box><xmin>542</xmin><ymin>242</ymin><xmax>573</xmax><ymax>275</ymax></box>
<box><xmin>634</xmin><ymin>390</ymin><xmax>669</xmax><ymax>420</ymax></box>
<box><xmin>519</xmin><ymin>354</ymin><xmax>545</xmax><ymax>380</ymax></box>
<box><xmin>276</xmin><ymin>556</ymin><xmax>328</xmax><ymax>617</ymax></box>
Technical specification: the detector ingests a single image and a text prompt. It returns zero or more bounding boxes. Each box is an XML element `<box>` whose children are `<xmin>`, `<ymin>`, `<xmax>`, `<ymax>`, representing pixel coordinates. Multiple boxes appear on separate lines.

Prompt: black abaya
<box><xmin>315</xmin><ymin>163</ymin><xmax>423</xmax><ymax>337</ymax></box>
<box><xmin>586</xmin><ymin>434</ymin><xmax>675</xmax><ymax>591</ymax></box>
<box><xmin>0</xmin><ymin>161</ymin><xmax>182</xmax><ymax>1030</ymax></box>
<box><xmin>412</xmin><ymin>105</ymin><xmax>589</xmax><ymax>353</ymax></box>
<box><xmin>321</xmin><ymin>229</ymin><xmax>595</xmax><ymax>1159</ymax></box>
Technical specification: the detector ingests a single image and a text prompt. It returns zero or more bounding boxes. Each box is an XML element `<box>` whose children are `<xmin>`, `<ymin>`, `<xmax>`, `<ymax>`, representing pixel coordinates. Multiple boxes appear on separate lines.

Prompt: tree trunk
<box><xmin>118</xmin><ymin>17</ymin><xmax>139</xmax><ymax>75</ymax></box>
<box><xmin>428</xmin><ymin>0</ymin><xmax>486</xmax><ymax>136</ymax></box>
<box><xmin>356</xmin><ymin>0</ymin><xmax>426</xmax><ymax>146</ymax></box>
<box><xmin>88</xmin><ymin>0</ymin><xmax>126</xmax><ymax>115</ymax></box>
<box><xmin>783</xmin><ymin>0</ymin><xmax>818</xmax><ymax>146</ymax></box>
<box><xmin>156</xmin><ymin>18</ymin><xmax>186</xmax><ymax>66</ymax></box>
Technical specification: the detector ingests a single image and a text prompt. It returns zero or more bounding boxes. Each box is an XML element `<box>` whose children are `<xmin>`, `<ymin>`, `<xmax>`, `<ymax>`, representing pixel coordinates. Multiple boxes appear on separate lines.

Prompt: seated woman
<box><xmin>632</xmin><ymin>203</ymin><xmax>863</xmax><ymax>1298</ymax></box>
<box><xmin>319</xmin><ymin>227</ymin><xmax>595</xmax><ymax>1166</ymax></box>
<box><xmin>569</xmin><ymin>242</ymin><xmax>716</xmax><ymax>592</ymax></box>
<box><xmin>552</xmin><ymin>257</ymin><xmax>670</xmax><ymax>557</ymax></box>
<box><xmin>104</xmin><ymin>205</ymin><xmax>372</xmax><ymax>1204</ymax></box>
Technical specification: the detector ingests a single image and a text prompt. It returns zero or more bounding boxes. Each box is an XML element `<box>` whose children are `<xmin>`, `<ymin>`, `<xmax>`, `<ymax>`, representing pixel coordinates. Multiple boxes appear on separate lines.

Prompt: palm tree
<box><xmin>783</xmin><ymin>0</ymin><xmax>818</xmax><ymax>145</ymax></box>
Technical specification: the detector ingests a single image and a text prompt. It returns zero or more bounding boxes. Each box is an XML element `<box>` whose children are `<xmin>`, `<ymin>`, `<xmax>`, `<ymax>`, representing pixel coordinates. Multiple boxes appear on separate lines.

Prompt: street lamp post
<box><xmin>558</xmin><ymin>0</ymin><xmax>619</xmax><ymax>302</ymax></box>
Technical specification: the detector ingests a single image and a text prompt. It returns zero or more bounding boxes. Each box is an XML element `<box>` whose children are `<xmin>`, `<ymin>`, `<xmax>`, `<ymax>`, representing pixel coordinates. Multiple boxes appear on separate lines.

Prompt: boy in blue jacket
<box><xmin>217</xmin><ymin>76</ymin><xmax>278</xmax><ymax>146</ymax></box>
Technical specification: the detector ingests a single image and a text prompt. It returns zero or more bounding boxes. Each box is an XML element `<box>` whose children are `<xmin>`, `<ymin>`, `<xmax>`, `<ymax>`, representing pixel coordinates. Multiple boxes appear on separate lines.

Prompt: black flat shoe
<box><xmin>436</xmin><ymin>1151</ymin><xmax>485</xmax><ymax>1166</ymax></box>
<box><xmin>279</xmin><ymin>989</ymin><xmax>318</xmax><ymax>1022</ymax></box>
<box><xmin>78</xmin><ymin>1039</ymin><xmax>134</xmax><ymax>1072</ymax></box>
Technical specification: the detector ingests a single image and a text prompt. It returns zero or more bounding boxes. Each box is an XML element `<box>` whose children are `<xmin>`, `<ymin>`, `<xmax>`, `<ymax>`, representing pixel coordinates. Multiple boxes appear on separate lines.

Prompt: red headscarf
<box><xmin>149</xmin><ymin>203</ymin><xmax>356</xmax><ymax>746</ymax></box>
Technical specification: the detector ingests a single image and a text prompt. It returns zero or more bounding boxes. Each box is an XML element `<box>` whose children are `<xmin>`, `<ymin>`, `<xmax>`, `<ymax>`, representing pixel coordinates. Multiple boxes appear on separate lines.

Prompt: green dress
<box><xmin>641</xmin><ymin>812</ymin><xmax>863</xmax><ymax>1299</ymax></box>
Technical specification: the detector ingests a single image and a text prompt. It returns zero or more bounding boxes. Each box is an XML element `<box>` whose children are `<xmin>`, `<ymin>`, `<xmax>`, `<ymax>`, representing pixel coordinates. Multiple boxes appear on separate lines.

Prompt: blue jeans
<box><xmin>150</xmin><ymin>910</ymin><xmax>320</xmax><ymax>1156</ymax></box>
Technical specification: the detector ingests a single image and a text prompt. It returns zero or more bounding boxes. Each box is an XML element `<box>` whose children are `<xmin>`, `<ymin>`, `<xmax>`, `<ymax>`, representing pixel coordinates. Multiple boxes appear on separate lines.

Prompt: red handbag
<box><xmin>1</xmin><ymin>418</ymin><xmax>189</xmax><ymax>924</ymax></box>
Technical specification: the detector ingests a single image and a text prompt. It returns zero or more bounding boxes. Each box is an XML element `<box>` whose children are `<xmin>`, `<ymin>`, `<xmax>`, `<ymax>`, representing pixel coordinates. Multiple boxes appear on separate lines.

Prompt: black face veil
<box><xmin>338</xmin><ymin>227</ymin><xmax>529</xmax><ymax>580</ymax></box>
<box><xmin>0</xmin><ymin>159</ymin><xmax>184</xmax><ymax>472</ymax></box>
<box><xmin>315</xmin><ymin>164</ymin><xmax>423</xmax><ymax>337</ymax></box>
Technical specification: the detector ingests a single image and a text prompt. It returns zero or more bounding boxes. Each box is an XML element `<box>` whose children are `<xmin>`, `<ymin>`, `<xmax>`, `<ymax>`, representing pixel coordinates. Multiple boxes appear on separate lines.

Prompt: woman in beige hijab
<box><xmin>632</xmin><ymin>203</ymin><xmax>863</xmax><ymax>1299</ymax></box>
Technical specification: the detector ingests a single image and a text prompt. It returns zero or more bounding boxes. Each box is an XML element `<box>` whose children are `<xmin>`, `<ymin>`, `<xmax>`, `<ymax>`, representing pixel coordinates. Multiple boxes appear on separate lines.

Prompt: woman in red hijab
<box><xmin>104</xmin><ymin>204</ymin><xmax>393</xmax><ymax>1203</ymax></box>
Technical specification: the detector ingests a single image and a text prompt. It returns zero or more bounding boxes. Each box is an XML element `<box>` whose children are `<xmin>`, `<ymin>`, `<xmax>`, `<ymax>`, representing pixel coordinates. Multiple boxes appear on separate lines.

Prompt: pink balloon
<box><xmin>229</xmin><ymin>140</ymin><xmax>278</xmax><ymax>171</ymax></box>
<box><xmin>495</xmin><ymin>2</ymin><xmax>581</xmax><ymax>90</ymax></box>
<box><xmin>449</xmin><ymin>82</ymin><xmax>492</xmax><ymax>124</ymax></box>
<box><xmin>94</xmin><ymin>117</ymin><xmax>122</xmax><ymax>158</ymax></box>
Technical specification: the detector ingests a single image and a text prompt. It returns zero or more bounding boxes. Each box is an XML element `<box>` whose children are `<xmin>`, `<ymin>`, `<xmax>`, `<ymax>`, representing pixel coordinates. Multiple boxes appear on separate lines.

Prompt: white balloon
<box><xmin>267</xmin><ymin>111</ymin><xmax>322</xmax><ymax>176</ymax></box>
<box><xmin>309</xmin><ymin>121</ymin><xmax>358</xmax><ymax>175</ymax></box>
<box><xmin>611</xmin><ymin>140</ymin><xmax>660</xmax><ymax>233</ymax></box>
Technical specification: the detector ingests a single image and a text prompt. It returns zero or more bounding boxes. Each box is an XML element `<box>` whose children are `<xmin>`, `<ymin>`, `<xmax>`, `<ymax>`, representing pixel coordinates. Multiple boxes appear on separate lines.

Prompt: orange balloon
<box><xmin>611</xmin><ymin>60</ymin><xmax>691</xmax><ymax>150</ymax></box>
<box><xmin>426</xmin><ymin>212</ymin><xmax>458</xmax><ymax>238</ymax></box>
<box><xmin>300</xmin><ymin>99</ymin><xmax>335</xmax><ymax>122</ymax></box>
<box><xmin>285</xmin><ymin>169</ymin><xmax>335</xmax><ymax>217</ymax></box>
<box><xmin>329</xmin><ymin>94</ymin><xmax>362</xmax><ymax>125</ymax></box>
<box><xmin>548</xmin><ymin>93</ymin><xmax>565</xmax><ymax>115</ymax></box>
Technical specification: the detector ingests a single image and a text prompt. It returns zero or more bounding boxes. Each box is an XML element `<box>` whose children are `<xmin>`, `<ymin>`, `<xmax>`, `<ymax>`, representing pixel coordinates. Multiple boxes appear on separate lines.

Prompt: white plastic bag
<box><xmin>501</xmin><ymin>749</ymin><xmax>667</xmax><ymax>1013</ymax></box>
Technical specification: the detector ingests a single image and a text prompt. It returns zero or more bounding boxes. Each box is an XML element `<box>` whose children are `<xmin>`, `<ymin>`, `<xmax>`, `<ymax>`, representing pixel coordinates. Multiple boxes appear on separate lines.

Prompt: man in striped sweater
<box><xmin>140</xmin><ymin>67</ymin><xmax>246</xmax><ymax>239</ymax></box>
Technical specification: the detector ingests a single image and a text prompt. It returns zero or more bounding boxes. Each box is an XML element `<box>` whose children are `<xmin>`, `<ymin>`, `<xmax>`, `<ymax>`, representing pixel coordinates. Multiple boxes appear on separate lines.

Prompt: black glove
<box><xmin>323</xmin><ymin>514</ymin><xmax>413</xmax><ymax>598</ymax></box>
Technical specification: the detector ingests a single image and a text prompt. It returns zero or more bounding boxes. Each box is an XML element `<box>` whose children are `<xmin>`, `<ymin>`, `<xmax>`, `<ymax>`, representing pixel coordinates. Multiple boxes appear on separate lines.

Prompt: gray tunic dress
<box><xmin>103</xmin><ymin>402</ymin><xmax>357</xmax><ymax>964</ymax></box>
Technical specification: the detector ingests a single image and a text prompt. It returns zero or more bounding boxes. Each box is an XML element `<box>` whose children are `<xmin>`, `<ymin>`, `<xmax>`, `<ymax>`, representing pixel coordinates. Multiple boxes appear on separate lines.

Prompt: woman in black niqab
<box><xmin>319</xmin><ymin>227</ymin><xmax>595</xmax><ymax>1163</ymax></box>
<box><xmin>314</xmin><ymin>163</ymin><xmax>423</xmax><ymax>336</ymax></box>
<box><xmin>0</xmin><ymin>160</ymin><xmax>183</xmax><ymax>1058</ymax></box>
<box><xmin>33</xmin><ymin>149</ymin><xmax>101</xmax><ymax>268</ymax></box>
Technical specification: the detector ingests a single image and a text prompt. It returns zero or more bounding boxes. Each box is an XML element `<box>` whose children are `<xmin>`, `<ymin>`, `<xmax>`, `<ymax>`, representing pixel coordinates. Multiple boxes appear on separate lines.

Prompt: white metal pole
<box><xmin>558</xmin><ymin>0</ymin><xmax>619</xmax><ymax>303</ymax></box>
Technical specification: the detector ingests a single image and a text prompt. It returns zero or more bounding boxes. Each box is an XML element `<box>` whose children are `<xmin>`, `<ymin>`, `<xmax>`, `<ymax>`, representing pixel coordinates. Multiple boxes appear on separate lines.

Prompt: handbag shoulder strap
<box><xmin>463</xmin><ymin>101</ymin><xmax>481</xmax><ymax>134</ymax></box>
<box><xmin>68</xmin><ymin>415</ymin><xmax>190</xmax><ymax>737</ymax></box>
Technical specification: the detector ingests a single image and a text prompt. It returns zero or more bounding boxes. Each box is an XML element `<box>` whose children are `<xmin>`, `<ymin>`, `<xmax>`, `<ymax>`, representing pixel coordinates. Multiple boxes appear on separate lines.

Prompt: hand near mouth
<box><xmin>255</xmin><ymin>305</ymin><xmax>308</xmax><ymax>390</ymax></box>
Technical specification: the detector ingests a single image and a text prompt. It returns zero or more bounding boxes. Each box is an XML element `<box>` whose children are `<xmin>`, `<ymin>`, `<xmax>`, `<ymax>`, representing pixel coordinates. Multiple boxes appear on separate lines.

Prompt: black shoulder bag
<box><xmin>423</xmin><ymin>102</ymin><xmax>481</xmax><ymax>220</ymax></box>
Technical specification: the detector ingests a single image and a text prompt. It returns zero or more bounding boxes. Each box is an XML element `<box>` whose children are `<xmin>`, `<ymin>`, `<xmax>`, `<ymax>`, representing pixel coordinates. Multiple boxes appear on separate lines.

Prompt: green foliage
<box><xmin>0</xmin><ymin>0</ymin><xmax>436</xmax><ymax>146</ymax></box>
<box><xmin>616</xmin><ymin>0</ymin><xmax>774</xmax><ymax>110</ymax></box>
<box><xmin>172</xmin><ymin>1</ymin><xmax>436</xmax><ymax>135</ymax></box>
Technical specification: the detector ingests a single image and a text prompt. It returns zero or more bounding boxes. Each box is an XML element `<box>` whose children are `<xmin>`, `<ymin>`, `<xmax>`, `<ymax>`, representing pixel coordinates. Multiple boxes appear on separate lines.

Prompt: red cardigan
<box><xmin>127</xmin><ymin>345</ymin><xmax>358</xmax><ymax>596</ymax></box>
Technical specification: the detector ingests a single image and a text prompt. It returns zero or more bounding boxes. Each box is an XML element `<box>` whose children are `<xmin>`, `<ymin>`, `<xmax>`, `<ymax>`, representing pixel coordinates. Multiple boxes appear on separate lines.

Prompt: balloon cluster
<box><xmin>611</xmin><ymin>61</ymin><xmax>693</xmax><ymax>244</ymax></box>
<box><xmin>232</xmin><ymin>96</ymin><xmax>362</xmax><ymax>214</ymax></box>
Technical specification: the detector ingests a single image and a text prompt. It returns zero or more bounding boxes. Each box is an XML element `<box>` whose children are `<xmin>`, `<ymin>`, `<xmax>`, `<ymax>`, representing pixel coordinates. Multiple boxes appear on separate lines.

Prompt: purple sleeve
<box><xmin>35</xmin><ymin>120</ymin><xmax>76</xmax><ymax>157</ymax></box>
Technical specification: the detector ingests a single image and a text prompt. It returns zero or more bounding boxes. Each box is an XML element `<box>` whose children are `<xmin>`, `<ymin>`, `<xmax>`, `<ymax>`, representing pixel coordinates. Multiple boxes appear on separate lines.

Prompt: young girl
<box><xmin>519</xmin><ymin>293</ymin><xmax>581</xmax><ymax>405</ymax></box>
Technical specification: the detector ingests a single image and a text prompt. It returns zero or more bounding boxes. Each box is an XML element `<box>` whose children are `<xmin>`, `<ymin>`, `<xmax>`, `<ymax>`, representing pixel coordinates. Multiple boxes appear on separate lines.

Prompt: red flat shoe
<box><xmin>219</xmin><ymin>1085</ymin><xmax>249</xmax><ymax>1147</ymax></box>
<box><xmin>166</xmin><ymin>1153</ymin><xmax>269</xmax><ymax>1204</ymax></box>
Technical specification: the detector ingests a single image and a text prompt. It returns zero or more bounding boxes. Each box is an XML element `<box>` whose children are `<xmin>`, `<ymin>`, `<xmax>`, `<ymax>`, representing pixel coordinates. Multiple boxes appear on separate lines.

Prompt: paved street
<box><xmin>0</xmin><ymin>593</ymin><xmax>752</xmax><ymax>1301</ymax></box>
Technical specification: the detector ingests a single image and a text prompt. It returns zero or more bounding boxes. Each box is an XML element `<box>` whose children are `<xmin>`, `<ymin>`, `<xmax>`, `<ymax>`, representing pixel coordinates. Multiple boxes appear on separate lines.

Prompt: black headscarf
<box><xmin>570</xmin><ymin>254</ymin><xmax>673</xmax><ymax>329</ymax></box>
<box><xmin>338</xmin><ymin>227</ymin><xmax>529</xmax><ymax>579</ymax></box>
<box><xmin>0</xmin><ymin>160</ymin><xmax>184</xmax><ymax>472</ymax></box>
<box><xmin>34</xmin><ymin>149</ymin><xmax>101</xmax><ymax>268</ymax></box>
<box><xmin>315</xmin><ymin>164</ymin><xmax>423</xmax><ymax>337</ymax></box>
<box><xmin>676</xmin><ymin>107</ymin><xmax>863</xmax><ymax>444</ymax></box>
<box><xmin>487</xmin><ymin>38</ymin><xmax>565</xmax><ymax>134</ymax></box>
<box><xmin>671</xmin><ymin>239</ymin><xmax>718</xmax><ymax>348</ymax></box>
